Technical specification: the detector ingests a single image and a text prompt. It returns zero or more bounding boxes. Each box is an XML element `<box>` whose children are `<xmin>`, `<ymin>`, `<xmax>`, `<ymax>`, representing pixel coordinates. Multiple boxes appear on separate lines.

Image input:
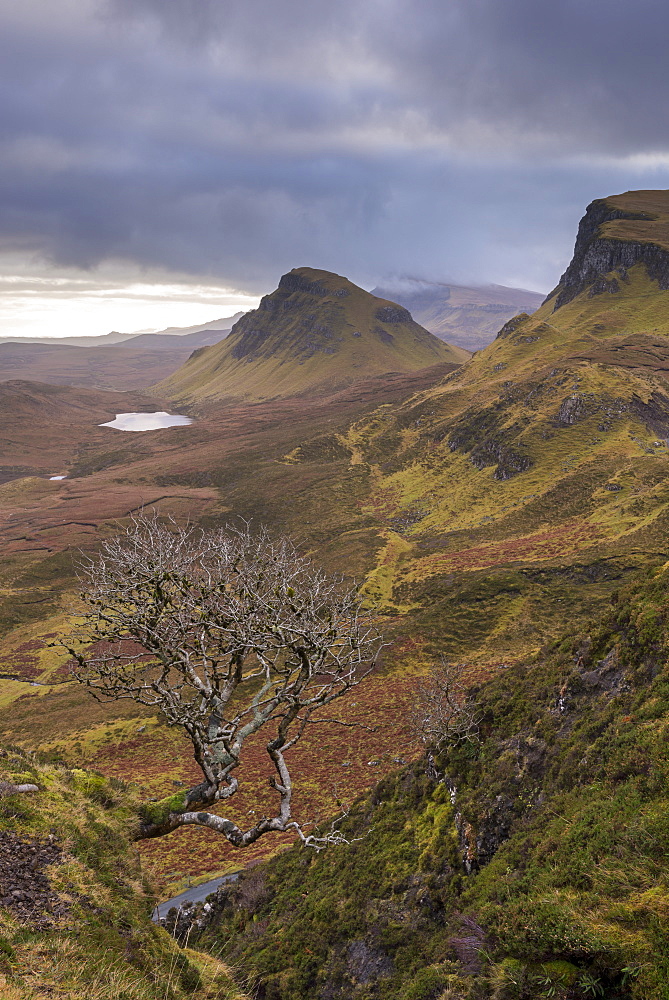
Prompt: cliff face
<box><xmin>548</xmin><ymin>193</ymin><xmax>669</xmax><ymax>308</ymax></box>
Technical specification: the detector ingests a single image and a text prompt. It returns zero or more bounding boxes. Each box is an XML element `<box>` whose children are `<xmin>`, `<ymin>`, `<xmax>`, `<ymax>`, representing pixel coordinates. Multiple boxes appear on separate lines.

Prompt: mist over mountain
<box><xmin>371</xmin><ymin>279</ymin><xmax>545</xmax><ymax>350</ymax></box>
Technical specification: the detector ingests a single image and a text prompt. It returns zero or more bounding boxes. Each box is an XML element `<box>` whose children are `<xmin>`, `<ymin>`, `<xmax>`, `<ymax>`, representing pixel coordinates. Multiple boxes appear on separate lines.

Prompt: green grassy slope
<box><xmin>597</xmin><ymin>189</ymin><xmax>669</xmax><ymax>249</ymax></box>
<box><xmin>157</xmin><ymin>267</ymin><xmax>467</xmax><ymax>402</ymax></box>
<box><xmin>6</xmin><ymin>190</ymin><xmax>669</xmax><ymax>891</ymax></box>
<box><xmin>0</xmin><ymin>746</ymin><xmax>244</xmax><ymax>999</ymax></box>
<box><xmin>194</xmin><ymin>561</ymin><xmax>669</xmax><ymax>1000</ymax></box>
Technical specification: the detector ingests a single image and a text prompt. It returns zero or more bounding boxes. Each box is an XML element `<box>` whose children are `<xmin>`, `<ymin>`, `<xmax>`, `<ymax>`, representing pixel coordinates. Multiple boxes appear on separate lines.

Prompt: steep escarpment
<box><xmin>157</xmin><ymin>267</ymin><xmax>466</xmax><ymax>403</ymax></box>
<box><xmin>190</xmin><ymin>564</ymin><xmax>669</xmax><ymax>999</ymax></box>
<box><xmin>549</xmin><ymin>190</ymin><xmax>669</xmax><ymax>308</ymax></box>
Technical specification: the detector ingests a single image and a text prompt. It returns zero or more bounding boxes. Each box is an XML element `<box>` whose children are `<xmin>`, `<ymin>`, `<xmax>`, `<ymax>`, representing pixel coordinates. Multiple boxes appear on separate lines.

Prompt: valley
<box><xmin>0</xmin><ymin>325</ymin><xmax>234</xmax><ymax>391</ymax></box>
<box><xmin>2</xmin><ymin>190</ymin><xmax>669</xmax><ymax>998</ymax></box>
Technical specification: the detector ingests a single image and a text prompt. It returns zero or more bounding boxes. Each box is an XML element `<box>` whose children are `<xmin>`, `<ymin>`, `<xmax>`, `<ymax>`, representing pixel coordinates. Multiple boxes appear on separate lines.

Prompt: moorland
<box><xmin>1</xmin><ymin>192</ymin><xmax>669</xmax><ymax>999</ymax></box>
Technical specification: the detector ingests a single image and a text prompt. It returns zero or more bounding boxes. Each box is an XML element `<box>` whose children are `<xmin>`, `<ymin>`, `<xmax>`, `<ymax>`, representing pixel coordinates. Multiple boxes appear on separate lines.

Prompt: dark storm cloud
<box><xmin>2</xmin><ymin>0</ymin><xmax>669</xmax><ymax>294</ymax></box>
<box><xmin>108</xmin><ymin>0</ymin><xmax>669</xmax><ymax>153</ymax></box>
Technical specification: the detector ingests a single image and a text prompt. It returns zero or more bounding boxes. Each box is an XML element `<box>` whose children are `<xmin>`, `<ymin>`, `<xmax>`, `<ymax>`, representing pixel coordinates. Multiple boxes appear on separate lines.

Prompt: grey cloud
<box><xmin>105</xmin><ymin>0</ymin><xmax>669</xmax><ymax>154</ymax></box>
<box><xmin>0</xmin><ymin>0</ymin><xmax>668</xmax><ymax>297</ymax></box>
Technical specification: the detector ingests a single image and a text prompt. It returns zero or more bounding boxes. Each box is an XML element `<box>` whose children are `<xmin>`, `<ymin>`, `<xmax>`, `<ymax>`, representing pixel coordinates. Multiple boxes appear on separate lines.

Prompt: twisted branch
<box><xmin>64</xmin><ymin>515</ymin><xmax>382</xmax><ymax>847</ymax></box>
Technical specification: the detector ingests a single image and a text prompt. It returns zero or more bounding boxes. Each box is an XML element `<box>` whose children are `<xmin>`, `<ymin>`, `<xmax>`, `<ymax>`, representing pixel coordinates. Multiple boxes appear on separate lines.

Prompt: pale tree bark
<box><xmin>65</xmin><ymin>516</ymin><xmax>382</xmax><ymax>849</ymax></box>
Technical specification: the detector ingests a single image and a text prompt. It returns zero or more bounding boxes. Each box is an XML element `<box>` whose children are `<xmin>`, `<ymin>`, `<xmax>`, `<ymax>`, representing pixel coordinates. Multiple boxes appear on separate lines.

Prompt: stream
<box><xmin>152</xmin><ymin>871</ymin><xmax>241</xmax><ymax>921</ymax></box>
<box><xmin>0</xmin><ymin>672</ymin><xmax>46</xmax><ymax>686</ymax></box>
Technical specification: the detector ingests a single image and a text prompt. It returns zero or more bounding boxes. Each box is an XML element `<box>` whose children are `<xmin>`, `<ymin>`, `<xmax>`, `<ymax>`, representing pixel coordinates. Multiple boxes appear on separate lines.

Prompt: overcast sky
<box><xmin>2</xmin><ymin>0</ymin><xmax>669</xmax><ymax>337</ymax></box>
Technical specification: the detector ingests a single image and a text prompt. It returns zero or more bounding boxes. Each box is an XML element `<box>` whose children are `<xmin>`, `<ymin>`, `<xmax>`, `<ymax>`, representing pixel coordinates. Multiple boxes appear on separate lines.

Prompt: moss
<box><xmin>69</xmin><ymin>768</ymin><xmax>121</xmax><ymax>808</ymax></box>
<box><xmin>196</xmin><ymin>564</ymin><xmax>669</xmax><ymax>999</ymax></box>
<box><xmin>139</xmin><ymin>789</ymin><xmax>189</xmax><ymax>827</ymax></box>
<box><xmin>0</xmin><ymin>746</ymin><xmax>245</xmax><ymax>999</ymax></box>
<box><xmin>399</xmin><ymin>965</ymin><xmax>451</xmax><ymax>1000</ymax></box>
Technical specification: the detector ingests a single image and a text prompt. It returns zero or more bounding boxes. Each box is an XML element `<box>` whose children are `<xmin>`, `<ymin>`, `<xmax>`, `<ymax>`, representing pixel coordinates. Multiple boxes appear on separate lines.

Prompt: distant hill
<box><xmin>370</xmin><ymin>279</ymin><xmax>545</xmax><ymax>350</ymax></box>
<box><xmin>0</xmin><ymin>326</ymin><xmax>234</xmax><ymax>390</ymax></box>
<box><xmin>0</xmin><ymin>312</ymin><xmax>244</xmax><ymax>348</ymax></box>
<box><xmin>157</xmin><ymin>267</ymin><xmax>469</xmax><ymax>403</ymax></box>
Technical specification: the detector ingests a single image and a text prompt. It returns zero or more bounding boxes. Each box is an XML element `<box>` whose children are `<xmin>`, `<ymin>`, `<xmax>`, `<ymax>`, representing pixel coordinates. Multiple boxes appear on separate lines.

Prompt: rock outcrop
<box><xmin>548</xmin><ymin>196</ymin><xmax>669</xmax><ymax>309</ymax></box>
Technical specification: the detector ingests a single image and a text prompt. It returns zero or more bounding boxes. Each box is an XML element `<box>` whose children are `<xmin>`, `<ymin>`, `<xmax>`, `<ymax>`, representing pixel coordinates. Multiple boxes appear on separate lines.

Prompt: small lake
<box><xmin>99</xmin><ymin>411</ymin><xmax>194</xmax><ymax>432</ymax></box>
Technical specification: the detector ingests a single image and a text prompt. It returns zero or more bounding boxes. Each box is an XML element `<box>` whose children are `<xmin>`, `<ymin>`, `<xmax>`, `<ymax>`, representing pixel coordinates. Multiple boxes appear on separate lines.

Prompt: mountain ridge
<box><xmin>0</xmin><ymin>312</ymin><xmax>244</xmax><ymax>348</ymax></box>
<box><xmin>371</xmin><ymin>278</ymin><xmax>545</xmax><ymax>350</ymax></box>
<box><xmin>0</xmin><ymin>327</ymin><xmax>234</xmax><ymax>390</ymax></box>
<box><xmin>156</xmin><ymin>267</ymin><xmax>468</xmax><ymax>403</ymax></box>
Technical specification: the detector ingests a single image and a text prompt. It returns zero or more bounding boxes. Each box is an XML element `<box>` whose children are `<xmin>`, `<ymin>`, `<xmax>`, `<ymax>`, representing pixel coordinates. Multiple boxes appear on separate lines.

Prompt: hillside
<box><xmin>371</xmin><ymin>279</ymin><xmax>545</xmax><ymax>350</ymax></box>
<box><xmin>193</xmin><ymin>561</ymin><xmax>669</xmax><ymax>999</ymax></box>
<box><xmin>0</xmin><ymin>745</ymin><xmax>244</xmax><ymax>999</ymax></box>
<box><xmin>157</xmin><ymin>267</ymin><xmax>467</xmax><ymax>403</ymax></box>
<box><xmin>277</xmin><ymin>188</ymin><xmax>669</xmax><ymax>662</ymax></box>
<box><xmin>143</xmin><ymin>189</ymin><xmax>669</xmax><ymax>670</ymax></box>
<box><xmin>4</xmin><ymin>190</ymin><xmax>669</xmax><ymax>891</ymax></box>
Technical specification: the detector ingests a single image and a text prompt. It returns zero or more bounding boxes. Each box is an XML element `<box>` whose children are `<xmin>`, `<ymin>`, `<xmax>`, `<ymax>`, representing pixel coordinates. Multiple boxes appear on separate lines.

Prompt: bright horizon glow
<box><xmin>0</xmin><ymin>264</ymin><xmax>260</xmax><ymax>339</ymax></box>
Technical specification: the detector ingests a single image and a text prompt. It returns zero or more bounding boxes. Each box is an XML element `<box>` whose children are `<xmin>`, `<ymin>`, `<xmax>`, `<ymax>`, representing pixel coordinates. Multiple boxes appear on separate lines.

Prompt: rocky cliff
<box><xmin>548</xmin><ymin>190</ymin><xmax>669</xmax><ymax>308</ymax></box>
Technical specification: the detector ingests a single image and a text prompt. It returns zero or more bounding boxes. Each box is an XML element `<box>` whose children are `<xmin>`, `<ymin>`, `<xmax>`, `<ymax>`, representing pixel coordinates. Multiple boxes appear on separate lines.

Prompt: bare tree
<box><xmin>412</xmin><ymin>657</ymin><xmax>481</xmax><ymax>751</ymax></box>
<box><xmin>65</xmin><ymin>516</ymin><xmax>382</xmax><ymax>848</ymax></box>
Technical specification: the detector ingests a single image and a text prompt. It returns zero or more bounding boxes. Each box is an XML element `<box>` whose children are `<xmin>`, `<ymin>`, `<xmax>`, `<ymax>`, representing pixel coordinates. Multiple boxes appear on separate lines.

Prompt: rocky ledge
<box><xmin>0</xmin><ymin>830</ymin><xmax>68</xmax><ymax>929</ymax></box>
<box><xmin>547</xmin><ymin>197</ymin><xmax>669</xmax><ymax>309</ymax></box>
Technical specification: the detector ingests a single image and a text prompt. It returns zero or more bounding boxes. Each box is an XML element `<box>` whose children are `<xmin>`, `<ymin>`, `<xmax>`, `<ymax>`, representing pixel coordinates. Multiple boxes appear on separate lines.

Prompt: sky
<box><xmin>2</xmin><ymin>0</ymin><xmax>669</xmax><ymax>338</ymax></box>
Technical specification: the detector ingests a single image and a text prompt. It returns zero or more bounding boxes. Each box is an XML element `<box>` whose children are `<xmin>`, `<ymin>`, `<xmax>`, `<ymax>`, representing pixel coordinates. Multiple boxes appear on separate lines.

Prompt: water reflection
<box><xmin>99</xmin><ymin>411</ymin><xmax>193</xmax><ymax>432</ymax></box>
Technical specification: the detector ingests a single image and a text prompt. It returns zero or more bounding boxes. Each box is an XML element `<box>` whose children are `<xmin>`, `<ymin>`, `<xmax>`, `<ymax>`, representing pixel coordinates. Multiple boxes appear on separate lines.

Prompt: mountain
<box><xmin>5</xmin><ymin>190</ymin><xmax>669</xmax><ymax>888</ymax></box>
<box><xmin>3</xmin><ymin>189</ymin><xmax>669</xmax><ymax>998</ymax></box>
<box><xmin>0</xmin><ymin>312</ymin><xmax>244</xmax><ymax>348</ymax></box>
<box><xmin>0</xmin><ymin>326</ymin><xmax>233</xmax><ymax>390</ymax></box>
<box><xmin>152</xmin><ymin>188</ymin><xmax>669</xmax><ymax>665</ymax></box>
<box><xmin>287</xmin><ymin>189</ymin><xmax>668</xmax><ymax>660</ymax></box>
<box><xmin>157</xmin><ymin>267</ymin><xmax>469</xmax><ymax>402</ymax></box>
<box><xmin>154</xmin><ymin>189</ymin><xmax>669</xmax><ymax>1000</ymax></box>
<box><xmin>371</xmin><ymin>278</ymin><xmax>545</xmax><ymax>350</ymax></box>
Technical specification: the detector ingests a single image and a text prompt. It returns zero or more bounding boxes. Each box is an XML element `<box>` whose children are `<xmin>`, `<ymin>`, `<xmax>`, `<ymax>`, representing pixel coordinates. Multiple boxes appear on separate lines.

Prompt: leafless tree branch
<box><xmin>63</xmin><ymin>514</ymin><xmax>382</xmax><ymax>848</ymax></box>
<box><xmin>411</xmin><ymin>657</ymin><xmax>481</xmax><ymax>750</ymax></box>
